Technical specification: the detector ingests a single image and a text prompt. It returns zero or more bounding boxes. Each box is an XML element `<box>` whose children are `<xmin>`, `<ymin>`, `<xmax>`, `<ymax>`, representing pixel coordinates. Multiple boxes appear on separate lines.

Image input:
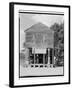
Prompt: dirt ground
<box><xmin>20</xmin><ymin>64</ymin><xmax>64</xmax><ymax>77</ymax></box>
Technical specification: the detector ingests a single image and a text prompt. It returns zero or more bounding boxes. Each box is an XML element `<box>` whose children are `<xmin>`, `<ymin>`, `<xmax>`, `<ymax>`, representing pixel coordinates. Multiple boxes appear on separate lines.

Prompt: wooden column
<box><xmin>48</xmin><ymin>48</ymin><xmax>50</xmax><ymax>65</ymax></box>
<box><xmin>34</xmin><ymin>48</ymin><xmax>35</xmax><ymax>65</ymax></box>
<box><xmin>52</xmin><ymin>49</ymin><xmax>54</xmax><ymax>65</ymax></box>
<box><xmin>43</xmin><ymin>54</ymin><xmax>45</xmax><ymax>66</ymax></box>
<box><xmin>47</xmin><ymin>48</ymin><xmax>48</xmax><ymax>63</ymax></box>
<box><xmin>28</xmin><ymin>48</ymin><xmax>31</xmax><ymax>64</ymax></box>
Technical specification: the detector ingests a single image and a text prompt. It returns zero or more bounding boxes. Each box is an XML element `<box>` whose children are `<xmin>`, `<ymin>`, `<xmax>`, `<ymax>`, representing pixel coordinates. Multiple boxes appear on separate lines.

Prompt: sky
<box><xmin>20</xmin><ymin>13</ymin><xmax>64</xmax><ymax>50</ymax></box>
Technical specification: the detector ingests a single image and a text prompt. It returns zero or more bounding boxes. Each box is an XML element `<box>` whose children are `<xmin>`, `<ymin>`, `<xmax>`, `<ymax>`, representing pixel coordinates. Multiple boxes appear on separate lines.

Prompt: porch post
<box><xmin>52</xmin><ymin>49</ymin><xmax>54</xmax><ymax>65</ymax></box>
<box><xmin>43</xmin><ymin>54</ymin><xmax>45</xmax><ymax>66</ymax></box>
<box><xmin>48</xmin><ymin>48</ymin><xmax>50</xmax><ymax>65</ymax></box>
<box><xmin>34</xmin><ymin>48</ymin><xmax>35</xmax><ymax>65</ymax></box>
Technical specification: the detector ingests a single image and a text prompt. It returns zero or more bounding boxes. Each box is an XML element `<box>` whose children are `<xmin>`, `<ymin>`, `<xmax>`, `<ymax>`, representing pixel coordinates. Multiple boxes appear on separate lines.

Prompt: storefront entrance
<box><xmin>29</xmin><ymin>48</ymin><xmax>54</xmax><ymax>67</ymax></box>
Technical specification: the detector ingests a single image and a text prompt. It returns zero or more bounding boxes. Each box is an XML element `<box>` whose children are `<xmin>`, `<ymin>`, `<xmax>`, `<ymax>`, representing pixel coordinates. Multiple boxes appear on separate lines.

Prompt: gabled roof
<box><xmin>24</xmin><ymin>22</ymin><xmax>53</xmax><ymax>33</ymax></box>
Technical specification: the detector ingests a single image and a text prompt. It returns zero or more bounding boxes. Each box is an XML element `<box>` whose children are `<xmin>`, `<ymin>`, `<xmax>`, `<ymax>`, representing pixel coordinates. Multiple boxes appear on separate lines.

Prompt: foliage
<box><xmin>50</xmin><ymin>23</ymin><xmax>64</xmax><ymax>66</ymax></box>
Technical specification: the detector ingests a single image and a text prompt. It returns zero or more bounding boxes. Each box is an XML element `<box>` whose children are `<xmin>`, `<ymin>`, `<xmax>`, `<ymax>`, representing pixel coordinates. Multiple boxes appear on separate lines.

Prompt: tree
<box><xmin>50</xmin><ymin>22</ymin><xmax>64</xmax><ymax>66</ymax></box>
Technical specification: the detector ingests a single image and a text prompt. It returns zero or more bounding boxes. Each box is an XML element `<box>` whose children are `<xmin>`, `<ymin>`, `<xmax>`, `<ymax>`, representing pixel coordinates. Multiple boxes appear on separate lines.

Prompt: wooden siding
<box><xmin>25</xmin><ymin>31</ymin><xmax>54</xmax><ymax>48</ymax></box>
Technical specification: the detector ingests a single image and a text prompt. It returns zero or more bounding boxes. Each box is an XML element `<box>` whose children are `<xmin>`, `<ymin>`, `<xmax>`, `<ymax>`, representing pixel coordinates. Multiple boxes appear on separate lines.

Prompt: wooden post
<box><xmin>43</xmin><ymin>54</ymin><xmax>45</xmax><ymax>67</ymax></box>
<box><xmin>34</xmin><ymin>48</ymin><xmax>35</xmax><ymax>66</ymax></box>
<box><xmin>48</xmin><ymin>48</ymin><xmax>50</xmax><ymax>65</ymax></box>
<box><xmin>47</xmin><ymin>48</ymin><xmax>48</xmax><ymax>64</ymax></box>
<box><xmin>52</xmin><ymin>49</ymin><xmax>54</xmax><ymax>66</ymax></box>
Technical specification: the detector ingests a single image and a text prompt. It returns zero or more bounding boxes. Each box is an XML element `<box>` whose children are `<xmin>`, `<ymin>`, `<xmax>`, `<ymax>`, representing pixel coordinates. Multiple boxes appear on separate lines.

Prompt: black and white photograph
<box><xmin>19</xmin><ymin>11</ymin><xmax>64</xmax><ymax>77</ymax></box>
<box><xmin>9</xmin><ymin>2</ymin><xmax>70</xmax><ymax>87</ymax></box>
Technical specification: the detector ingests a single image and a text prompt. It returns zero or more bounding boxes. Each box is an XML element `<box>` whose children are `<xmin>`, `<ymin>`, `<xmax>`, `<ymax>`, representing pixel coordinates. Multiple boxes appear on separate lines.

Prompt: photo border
<box><xmin>9</xmin><ymin>2</ymin><xmax>70</xmax><ymax>87</ymax></box>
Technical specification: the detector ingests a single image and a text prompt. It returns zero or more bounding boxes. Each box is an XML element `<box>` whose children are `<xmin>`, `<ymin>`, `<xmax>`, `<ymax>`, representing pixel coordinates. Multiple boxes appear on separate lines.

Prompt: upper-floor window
<box><xmin>26</xmin><ymin>32</ymin><xmax>33</xmax><ymax>43</ymax></box>
<box><xmin>34</xmin><ymin>33</ymin><xmax>43</xmax><ymax>47</ymax></box>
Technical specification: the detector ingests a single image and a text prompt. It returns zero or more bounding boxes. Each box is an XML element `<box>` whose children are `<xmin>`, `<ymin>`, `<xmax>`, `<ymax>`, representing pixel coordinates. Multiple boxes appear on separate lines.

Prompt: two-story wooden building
<box><xmin>24</xmin><ymin>22</ymin><xmax>55</xmax><ymax>67</ymax></box>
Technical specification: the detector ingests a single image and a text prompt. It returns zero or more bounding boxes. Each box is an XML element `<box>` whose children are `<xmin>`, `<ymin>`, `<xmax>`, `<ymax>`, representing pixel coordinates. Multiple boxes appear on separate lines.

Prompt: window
<box><xmin>26</xmin><ymin>33</ymin><xmax>33</xmax><ymax>43</ymax></box>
